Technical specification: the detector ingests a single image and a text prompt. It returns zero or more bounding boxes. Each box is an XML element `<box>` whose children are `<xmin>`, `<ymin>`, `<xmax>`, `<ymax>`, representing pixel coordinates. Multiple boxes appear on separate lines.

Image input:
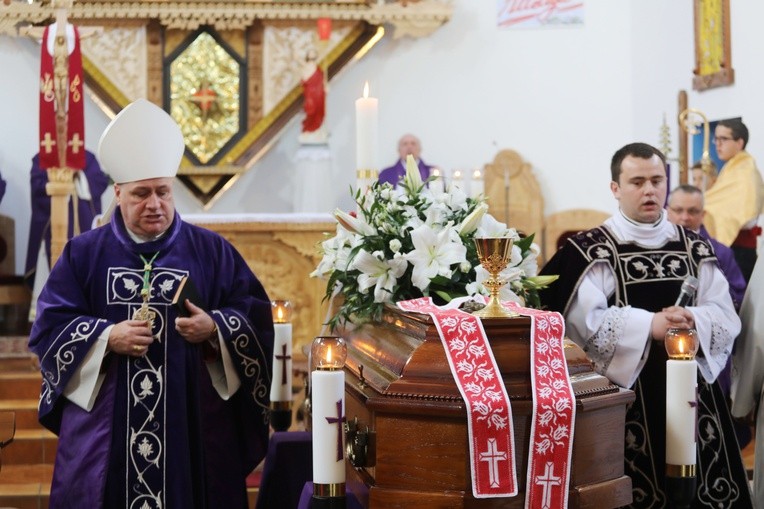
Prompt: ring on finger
<box><xmin>133</xmin><ymin>345</ymin><xmax>142</xmax><ymax>352</ymax></box>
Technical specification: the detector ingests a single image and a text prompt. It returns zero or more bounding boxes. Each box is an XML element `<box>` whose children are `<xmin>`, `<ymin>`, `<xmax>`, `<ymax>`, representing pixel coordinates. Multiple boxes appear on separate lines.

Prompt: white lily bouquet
<box><xmin>312</xmin><ymin>155</ymin><xmax>557</xmax><ymax>329</ymax></box>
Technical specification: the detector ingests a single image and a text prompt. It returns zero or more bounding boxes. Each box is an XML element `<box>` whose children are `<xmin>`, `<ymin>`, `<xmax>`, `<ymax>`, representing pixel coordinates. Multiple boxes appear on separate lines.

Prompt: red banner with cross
<box><xmin>396</xmin><ymin>298</ymin><xmax>574</xmax><ymax>508</ymax></box>
<box><xmin>39</xmin><ymin>25</ymin><xmax>86</xmax><ymax>171</ymax></box>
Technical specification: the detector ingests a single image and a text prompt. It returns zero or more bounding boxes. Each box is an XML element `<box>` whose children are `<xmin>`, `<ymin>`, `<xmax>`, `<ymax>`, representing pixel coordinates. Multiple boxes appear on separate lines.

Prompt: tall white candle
<box><xmin>355</xmin><ymin>81</ymin><xmax>378</xmax><ymax>172</ymax></box>
<box><xmin>471</xmin><ymin>168</ymin><xmax>484</xmax><ymax>199</ymax></box>
<box><xmin>429</xmin><ymin>167</ymin><xmax>445</xmax><ymax>195</ymax></box>
<box><xmin>666</xmin><ymin>359</ymin><xmax>697</xmax><ymax>466</ymax></box>
<box><xmin>451</xmin><ymin>169</ymin><xmax>464</xmax><ymax>192</ymax></box>
<box><xmin>270</xmin><ymin>300</ymin><xmax>293</xmax><ymax>403</ymax></box>
<box><xmin>311</xmin><ymin>369</ymin><xmax>346</xmax><ymax>484</ymax></box>
<box><xmin>311</xmin><ymin>336</ymin><xmax>348</xmax><ymax>487</ymax></box>
<box><xmin>270</xmin><ymin>323</ymin><xmax>293</xmax><ymax>402</ymax></box>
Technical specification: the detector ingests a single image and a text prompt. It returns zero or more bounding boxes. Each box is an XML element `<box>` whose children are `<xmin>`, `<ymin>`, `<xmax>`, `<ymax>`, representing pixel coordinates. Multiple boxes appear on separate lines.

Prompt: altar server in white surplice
<box><xmin>540</xmin><ymin>142</ymin><xmax>752</xmax><ymax>508</ymax></box>
<box><xmin>731</xmin><ymin>258</ymin><xmax>764</xmax><ymax>505</ymax></box>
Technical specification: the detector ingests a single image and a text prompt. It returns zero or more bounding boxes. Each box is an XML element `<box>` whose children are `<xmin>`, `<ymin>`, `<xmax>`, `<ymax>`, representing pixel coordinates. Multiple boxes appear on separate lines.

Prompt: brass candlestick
<box><xmin>472</xmin><ymin>237</ymin><xmax>519</xmax><ymax>319</ymax></box>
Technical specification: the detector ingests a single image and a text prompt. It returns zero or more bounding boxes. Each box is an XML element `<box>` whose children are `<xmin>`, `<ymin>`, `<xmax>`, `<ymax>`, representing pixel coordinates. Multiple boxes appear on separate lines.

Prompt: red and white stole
<box><xmin>396</xmin><ymin>298</ymin><xmax>575</xmax><ymax>508</ymax></box>
<box><xmin>39</xmin><ymin>24</ymin><xmax>85</xmax><ymax>170</ymax></box>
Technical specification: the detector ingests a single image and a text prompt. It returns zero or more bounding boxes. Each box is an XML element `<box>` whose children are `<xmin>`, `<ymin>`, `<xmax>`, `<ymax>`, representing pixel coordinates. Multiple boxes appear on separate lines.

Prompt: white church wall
<box><xmin>2</xmin><ymin>0</ymin><xmax>762</xmax><ymax>274</ymax></box>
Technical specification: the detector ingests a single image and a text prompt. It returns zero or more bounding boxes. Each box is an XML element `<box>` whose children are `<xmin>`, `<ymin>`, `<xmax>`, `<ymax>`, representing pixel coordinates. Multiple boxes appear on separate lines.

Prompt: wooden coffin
<box><xmin>338</xmin><ymin>307</ymin><xmax>635</xmax><ymax>508</ymax></box>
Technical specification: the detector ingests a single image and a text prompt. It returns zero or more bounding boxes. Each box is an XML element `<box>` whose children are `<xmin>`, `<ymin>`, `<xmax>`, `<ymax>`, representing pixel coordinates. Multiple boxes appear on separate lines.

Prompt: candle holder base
<box><xmin>665</xmin><ymin>475</ymin><xmax>696</xmax><ymax>508</ymax></box>
<box><xmin>310</xmin><ymin>496</ymin><xmax>347</xmax><ymax>509</ymax></box>
<box><xmin>269</xmin><ymin>407</ymin><xmax>292</xmax><ymax>432</ymax></box>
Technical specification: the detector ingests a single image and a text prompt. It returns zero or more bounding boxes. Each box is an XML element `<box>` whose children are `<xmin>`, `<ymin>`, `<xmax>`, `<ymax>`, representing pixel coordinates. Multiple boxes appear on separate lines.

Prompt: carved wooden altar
<box><xmin>187</xmin><ymin>213</ymin><xmax>335</xmax><ymax>358</ymax></box>
<box><xmin>339</xmin><ymin>308</ymin><xmax>634</xmax><ymax>508</ymax></box>
<box><xmin>3</xmin><ymin>0</ymin><xmax>453</xmax><ymax>207</ymax></box>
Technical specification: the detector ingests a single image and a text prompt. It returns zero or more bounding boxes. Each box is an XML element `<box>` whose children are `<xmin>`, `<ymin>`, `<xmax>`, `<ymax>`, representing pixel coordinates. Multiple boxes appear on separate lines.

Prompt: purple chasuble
<box><xmin>24</xmin><ymin>151</ymin><xmax>109</xmax><ymax>287</ymax></box>
<box><xmin>29</xmin><ymin>209</ymin><xmax>274</xmax><ymax>509</ymax></box>
<box><xmin>698</xmin><ymin>225</ymin><xmax>747</xmax><ymax>309</ymax></box>
<box><xmin>378</xmin><ymin>159</ymin><xmax>432</xmax><ymax>187</ymax></box>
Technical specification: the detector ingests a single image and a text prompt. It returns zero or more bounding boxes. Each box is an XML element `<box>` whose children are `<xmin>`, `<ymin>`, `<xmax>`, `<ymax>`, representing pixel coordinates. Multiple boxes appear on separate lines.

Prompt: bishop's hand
<box><xmin>108</xmin><ymin>319</ymin><xmax>154</xmax><ymax>357</ymax></box>
<box><xmin>175</xmin><ymin>300</ymin><xmax>217</xmax><ymax>344</ymax></box>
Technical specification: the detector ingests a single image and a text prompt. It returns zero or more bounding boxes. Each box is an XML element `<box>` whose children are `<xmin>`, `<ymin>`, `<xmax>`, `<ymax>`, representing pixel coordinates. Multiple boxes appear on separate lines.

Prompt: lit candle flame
<box><xmin>453</xmin><ymin>169</ymin><xmax>462</xmax><ymax>179</ymax></box>
<box><xmin>363</xmin><ymin>81</ymin><xmax>370</xmax><ymax>99</ymax></box>
<box><xmin>473</xmin><ymin>168</ymin><xmax>482</xmax><ymax>179</ymax></box>
<box><xmin>326</xmin><ymin>345</ymin><xmax>333</xmax><ymax>364</ymax></box>
<box><xmin>432</xmin><ymin>168</ymin><xmax>441</xmax><ymax>178</ymax></box>
<box><xmin>276</xmin><ymin>307</ymin><xmax>284</xmax><ymax>321</ymax></box>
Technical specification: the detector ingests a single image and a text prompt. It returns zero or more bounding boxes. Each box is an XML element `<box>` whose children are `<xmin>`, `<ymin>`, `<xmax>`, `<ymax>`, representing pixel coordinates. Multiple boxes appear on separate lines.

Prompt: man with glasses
<box><xmin>705</xmin><ymin>118</ymin><xmax>764</xmax><ymax>281</ymax></box>
<box><xmin>667</xmin><ymin>184</ymin><xmax>746</xmax><ymax>309</ymax></box>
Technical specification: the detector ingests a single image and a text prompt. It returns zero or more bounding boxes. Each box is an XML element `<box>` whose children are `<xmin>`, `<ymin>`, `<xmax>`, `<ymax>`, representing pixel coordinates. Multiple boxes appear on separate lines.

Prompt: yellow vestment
<box><xmin>704</xmin><ymin>151</ymin><xmax>764</xmax><ymax>246</ymax></box>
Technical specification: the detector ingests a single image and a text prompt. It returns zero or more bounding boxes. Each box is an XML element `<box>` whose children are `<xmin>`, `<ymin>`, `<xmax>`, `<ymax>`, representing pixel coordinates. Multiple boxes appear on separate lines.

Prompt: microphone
<box><xmin>674</xmin><ymin>276</ymin><xmax>699</xmax><ymax>307</ymax></box>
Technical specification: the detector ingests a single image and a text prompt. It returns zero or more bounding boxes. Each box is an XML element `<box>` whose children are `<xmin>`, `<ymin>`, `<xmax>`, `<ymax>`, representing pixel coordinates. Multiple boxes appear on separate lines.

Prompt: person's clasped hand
<box><xmin>175</xmin><ymin>299</ymin><xmax>217</xmax><ymax>344</ymax></box>
<box><xmin>650</xmin><ymin>305</ymin><xmax>695</xmax><ymax>340</ymax></box>
<box><xmin>108</xmin><ymin>319</ymin><xmax>154</xmax><ymax>356</ymax></box>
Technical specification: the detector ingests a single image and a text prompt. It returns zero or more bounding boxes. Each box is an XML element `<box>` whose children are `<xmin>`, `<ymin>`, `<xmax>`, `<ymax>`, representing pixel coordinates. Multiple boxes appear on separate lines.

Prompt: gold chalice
<box><xmin>472</xmin><ymin>237</ymin><xmax>519</xmax><ymax>319</ymax></box>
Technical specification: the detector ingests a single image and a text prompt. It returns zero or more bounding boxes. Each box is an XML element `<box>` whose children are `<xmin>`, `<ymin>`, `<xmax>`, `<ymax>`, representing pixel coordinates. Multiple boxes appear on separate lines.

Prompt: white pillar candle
<box><xmin>451</xmin><ymin>169</ymin><xmax>464</xmax><ymax>192</ymax></box>
<box><xmin>471</xmin><ymin>168</ymin><xmax>484</xmax><ymax>199</ymax></box>
<box><xmin>429</xmin><ymin>167</ymin><xmax>445</xmax><ymax>195</ymax></box>
<box><xmin>355</xmin><ymin>81</ymin><xmax>378</xmax><ymax>173</ymax></box>
<box><xmin>269</xmin><ymin>323</ymin><xmax>293</xmax><ymax>402</ymax></box>
<box><xmin>665</xmin><ymin>359</ymin><xmax>698</xmax><ymax>466</ymax></box>
<box><xmin>311</xmin><ymin>369</ymin><xmax>346</xmax><ymax>484</ymax></box>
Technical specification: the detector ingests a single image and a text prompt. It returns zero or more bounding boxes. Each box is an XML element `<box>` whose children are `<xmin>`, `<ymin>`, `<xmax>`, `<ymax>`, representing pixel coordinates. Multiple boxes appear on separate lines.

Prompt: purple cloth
<box><xmin>377</xmin><ymin>159</ymin><xmax>432</xmax><ymax>188</ymax></box>
<box><xmin>28</xmin><ymin>209</ymin><xmax>274</xmax><ymax>509</ymax></box>
<box><xmin>24</xmin><ymin>151</ymin><xmax>109</xmax><ymax>287</ymax></box>
<box><xmin>699</xmin><ymin>225</ymin><xmax>747</xmax><ymax>310</ymax></box>
<box><xmin>255</xmin><ymin>431</ymin><xmax>312</xmax><ymax>509</ymax></box>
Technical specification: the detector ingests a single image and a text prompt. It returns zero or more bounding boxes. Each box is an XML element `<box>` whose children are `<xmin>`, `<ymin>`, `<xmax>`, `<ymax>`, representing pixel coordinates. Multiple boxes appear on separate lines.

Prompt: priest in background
<box><xmin>28</xmin><ymin>99</ymin><xmax>274</xmax><ymax>508</ymax></box>
<box><xmin>704</xmin><ymin>118</ymin><xmax>764</xmax><ymax>281</ymax></box>
<box><xmin>540</xmin><ymin>142</ymin><xmax>752</xmax><ymax>508</ymax></box>
<box><xmin>23</xmin><ymin>151</ymin><xmax>109</xmax><ymax>319</ymax></box>
<box><xmin>378</xmin><ymin>133</ymin><xmax>434</xmax><ymax>187</ymax></box>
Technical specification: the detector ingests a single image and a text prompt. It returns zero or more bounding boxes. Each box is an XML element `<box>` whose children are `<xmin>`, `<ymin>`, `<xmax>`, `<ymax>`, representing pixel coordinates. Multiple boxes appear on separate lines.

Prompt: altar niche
<box><xmin>338</xmin><ymin>307</ymin><xmax>635</xmax><ymax>508</ymax></box>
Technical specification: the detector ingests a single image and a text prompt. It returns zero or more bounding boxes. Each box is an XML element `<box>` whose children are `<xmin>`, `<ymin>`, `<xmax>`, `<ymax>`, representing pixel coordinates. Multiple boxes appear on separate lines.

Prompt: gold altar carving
<box><xmin>188</xmin><ymin>216</ymin><xmax>335</xmax><ymax>360</ymax></box>
<box><xmin>693</xmin><ymin>0</ymin><xmax>734</xmax><ymax>91</ymax></box>
<box><xmin>6</xmin><ymin>1</ymin><xmax>453</xmax><ymax>207</ymax></box>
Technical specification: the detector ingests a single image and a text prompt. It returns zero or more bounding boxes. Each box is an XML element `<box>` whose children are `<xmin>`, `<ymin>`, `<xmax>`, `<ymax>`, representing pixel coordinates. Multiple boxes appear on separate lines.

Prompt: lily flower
<box><xmin>352</xmin><ymin>249</ymin><xmax>408</xmax><ymax>303</ymax></box>
<box><xmin>403</xmin><ymin>154</ymin><xmax>424</xmax><ymax>193</ymax></box>
<box><xmin>406</xmin><ymin>224</ymin><xmax>467</xmax><ymax>291</ymax></box>
<box><xmin>334</xmin><ymin>208</ymin><xmax>375</xmax><ymax>236</ymax></box>
<box><xmin>458</xmin><ymin>203</ymin><xmax>489</xmax><ymax>236</ymax></box>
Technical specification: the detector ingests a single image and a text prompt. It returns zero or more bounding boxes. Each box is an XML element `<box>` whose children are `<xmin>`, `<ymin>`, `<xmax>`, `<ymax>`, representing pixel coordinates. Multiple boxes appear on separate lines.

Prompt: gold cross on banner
<box><xmin>68</xmin><ymin>132</ymin><xmax>83</xmax><ymax>153</ymax></box>
<box><xmin>41</xmin><ymin>132</ymin><xmax>56</xmax><ymax>153</ymax></box>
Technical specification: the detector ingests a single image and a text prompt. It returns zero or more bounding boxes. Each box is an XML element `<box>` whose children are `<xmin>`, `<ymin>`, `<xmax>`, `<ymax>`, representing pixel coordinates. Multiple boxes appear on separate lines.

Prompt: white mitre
<box><xmin>97</xmin><ymin>99</ymin><xmax>184</xmax><ymax>184</ymax></box>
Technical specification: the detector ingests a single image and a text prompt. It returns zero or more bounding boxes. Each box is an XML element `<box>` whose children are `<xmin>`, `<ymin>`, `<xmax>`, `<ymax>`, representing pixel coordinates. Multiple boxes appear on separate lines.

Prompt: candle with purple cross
<box><xmin>311</xmin><ymin>336</ymin><xmax>348</xmax><ymax>505</ymax></box>
<box><xmin>269</xmin><ymin>300</ymin><xmax>293</xmax><ymax>431</ymax></box>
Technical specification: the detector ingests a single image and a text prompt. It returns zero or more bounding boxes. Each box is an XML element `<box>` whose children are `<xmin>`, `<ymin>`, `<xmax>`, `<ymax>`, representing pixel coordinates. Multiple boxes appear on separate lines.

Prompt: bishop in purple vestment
<box><xmin>28</xmin><ymin>100</ymin><xmax>274</xmax><ymax>509</ymax></box>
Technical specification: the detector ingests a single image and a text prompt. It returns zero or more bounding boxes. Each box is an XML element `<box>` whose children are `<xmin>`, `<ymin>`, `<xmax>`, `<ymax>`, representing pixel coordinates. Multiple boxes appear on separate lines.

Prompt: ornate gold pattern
<box><xmin>3</xmin><ymin>1</ymin><xmax>453</xmax><ymax>39</ymax></box>
<box><xmin>4</xmin><ymin>1</ymin><xmax>452</xmax><ymax>207</ymax></box>
<box><xmin>263</xmin><ymin>24</ymin><xmax>351</xmax><ymax>112</ymax></box>
<box><xmin>81</xmin><ymin>27</ymin><xmax>146</xmax><ymax>101</ymax></box>
<box><xmin>170</xmin><ymin>31</ymin><xmax>240</xmax><ymax>164</ymax></box>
